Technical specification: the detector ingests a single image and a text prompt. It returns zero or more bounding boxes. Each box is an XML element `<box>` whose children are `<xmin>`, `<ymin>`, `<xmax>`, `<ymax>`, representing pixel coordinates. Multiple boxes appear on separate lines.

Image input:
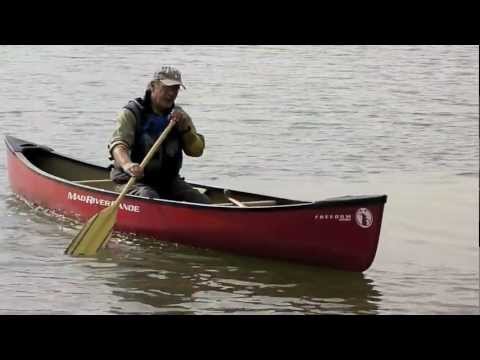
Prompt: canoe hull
<box><xmin>6</xmin><ymin>136</ymin><xmax>386</xmax><ymax>272</ymax></box>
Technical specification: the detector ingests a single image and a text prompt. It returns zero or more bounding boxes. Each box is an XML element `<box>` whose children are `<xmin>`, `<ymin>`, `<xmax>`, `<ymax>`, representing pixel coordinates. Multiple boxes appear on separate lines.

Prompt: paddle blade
<box><xmin>65</xmin><ymin>205</ymin><xmax>119</xmax><ymax>256</ymax></box>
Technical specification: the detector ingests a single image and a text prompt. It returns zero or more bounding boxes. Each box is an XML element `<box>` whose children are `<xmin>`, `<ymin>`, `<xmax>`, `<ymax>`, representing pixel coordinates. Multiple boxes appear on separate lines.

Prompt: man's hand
<box><xmin>112</xmin><ymin>144</ymin><xmax>145</xmax><ymax>179</ymax></box>
<box><xmin>170</xmin><ymin>110</ymin><xmax>191</xmax><ymax>133</ymax></box>
<box><xmin>122</xmin><ymin>162</ymin><xmax>144</xmax><ymax>179</ymax></box>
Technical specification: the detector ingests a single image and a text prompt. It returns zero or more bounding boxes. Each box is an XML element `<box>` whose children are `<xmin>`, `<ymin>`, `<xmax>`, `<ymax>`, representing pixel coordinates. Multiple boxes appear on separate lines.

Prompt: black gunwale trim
<box><xmin>5</xmin><ymin>135</ymin><xmax>388</xmax><ymax>212</ymax></box>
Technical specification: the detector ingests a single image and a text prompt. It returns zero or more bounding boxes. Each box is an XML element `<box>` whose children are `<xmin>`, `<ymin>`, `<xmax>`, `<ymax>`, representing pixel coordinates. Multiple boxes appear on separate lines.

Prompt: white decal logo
<box><xmin>355</xmin><ymin>208</ymin><xmax>373</xmax><ymax>228</ymax></box>
<box><xmin>314</xmin><ymin>214</ymin><xmax>351</xmax><ymax>222</ymax></box>
<box><xmin>67</xmin><ymin>192</ymin><xmax>140</xmax><ymax>213</ymax></box>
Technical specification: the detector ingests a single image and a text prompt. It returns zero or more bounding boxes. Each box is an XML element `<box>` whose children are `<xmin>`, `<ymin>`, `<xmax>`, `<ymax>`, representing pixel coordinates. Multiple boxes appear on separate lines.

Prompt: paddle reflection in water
<box><xmin>95</xmin><ymin>233</ymin><xmax>382</xmax><ymax>314</ymax></box>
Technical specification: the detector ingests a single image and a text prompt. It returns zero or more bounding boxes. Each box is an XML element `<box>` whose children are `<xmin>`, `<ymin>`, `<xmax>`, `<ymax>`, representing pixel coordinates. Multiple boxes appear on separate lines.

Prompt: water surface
<box><xmin>0</xmin><ymin>45</ymin><xmax>478</xmax><ymax>314</ymax></box>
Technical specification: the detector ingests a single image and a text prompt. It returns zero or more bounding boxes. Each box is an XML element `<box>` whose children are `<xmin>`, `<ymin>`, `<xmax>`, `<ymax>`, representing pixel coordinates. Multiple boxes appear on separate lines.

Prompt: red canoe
<box><xmin>5</xmin><ymin>135</ymin><xmax>387</xmax><ymax>272</ymax></box>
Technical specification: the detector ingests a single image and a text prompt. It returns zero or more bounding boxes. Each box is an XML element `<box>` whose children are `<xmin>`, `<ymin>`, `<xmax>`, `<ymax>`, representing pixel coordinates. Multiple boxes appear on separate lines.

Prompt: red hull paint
<box><xmin>5</xmin><ymin>137</ymin><xmax>387</xmax><ymax>272</ymax></box>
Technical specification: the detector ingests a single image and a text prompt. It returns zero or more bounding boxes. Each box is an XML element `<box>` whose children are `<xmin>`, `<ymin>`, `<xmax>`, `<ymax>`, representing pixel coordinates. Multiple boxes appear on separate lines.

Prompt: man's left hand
<box><xmin>170</xmin><ymin>111</ymin><xmax>190</xmax><ymax>132</ymax></box>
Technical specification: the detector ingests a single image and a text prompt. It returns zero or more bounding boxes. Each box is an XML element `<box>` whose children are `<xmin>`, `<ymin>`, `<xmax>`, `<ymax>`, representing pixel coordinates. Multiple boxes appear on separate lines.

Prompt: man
<box><xmin>108</xmin><ymin>66</ymin><xmax>210</xmax><ymax>204</ymax></box>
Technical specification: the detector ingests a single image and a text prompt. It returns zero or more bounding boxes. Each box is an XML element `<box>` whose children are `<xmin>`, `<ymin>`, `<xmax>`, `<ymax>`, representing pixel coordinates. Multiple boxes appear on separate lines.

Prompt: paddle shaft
<box><xmin>112</xmin><ymin>120</ymin><xmax>176</xmax><ymax>208</ymax></box>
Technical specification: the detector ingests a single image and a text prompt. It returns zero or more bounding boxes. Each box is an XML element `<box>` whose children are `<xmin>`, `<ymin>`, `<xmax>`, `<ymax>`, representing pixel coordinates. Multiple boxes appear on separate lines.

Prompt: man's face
<box><xmin>151</xmin><ymin>82</ymin><xmax>180</xmax><ymax>112</ymax></box>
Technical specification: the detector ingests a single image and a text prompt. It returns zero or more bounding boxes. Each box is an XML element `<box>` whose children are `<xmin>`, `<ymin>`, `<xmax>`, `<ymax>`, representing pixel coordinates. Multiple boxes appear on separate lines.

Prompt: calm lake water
<box><xmin>0</xmin><ymin>45</ymin><xmax>478</xmax><ymax>314</ymax></box>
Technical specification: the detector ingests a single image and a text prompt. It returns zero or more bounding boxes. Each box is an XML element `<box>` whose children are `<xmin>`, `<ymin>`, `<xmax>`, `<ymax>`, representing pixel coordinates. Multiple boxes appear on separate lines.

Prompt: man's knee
<box><xmin>127</xmin><ymin>184</ymin><xmax>159</xmax><ymax>199</ymax></box>
<box><xmin>185</xmin><ymin>190</ymin><xmax>211</xmax><ymax>204</ymax></box>
<box><xmin>171</xmin><ymin>180</ymin><xmax>210</xmax><ymax>204</ymax></box>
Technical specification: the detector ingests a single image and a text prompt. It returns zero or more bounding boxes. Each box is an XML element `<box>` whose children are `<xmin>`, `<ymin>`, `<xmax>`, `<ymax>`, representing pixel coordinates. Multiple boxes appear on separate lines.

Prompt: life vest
<box><xmin>114</xmin><ymin>94</ymin><xmax>183</xmax><ymax>185</ymax></box>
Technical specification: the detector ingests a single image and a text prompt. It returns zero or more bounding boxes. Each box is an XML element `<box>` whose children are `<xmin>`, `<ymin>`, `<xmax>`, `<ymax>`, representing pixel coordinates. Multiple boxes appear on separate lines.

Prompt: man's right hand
<box><xmin>122</xmin><ymin>162</ymin><xmax>144</xmax><ymax>179</ymax></box>
<box><xmin>111</xmin><ymin>144</ymin><xmax>144</xmax><ymax>179</ymax></box>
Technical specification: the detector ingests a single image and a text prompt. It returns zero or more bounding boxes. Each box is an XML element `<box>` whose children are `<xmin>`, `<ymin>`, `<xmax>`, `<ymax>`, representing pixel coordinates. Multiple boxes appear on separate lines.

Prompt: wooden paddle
<box><xmin>65</xmin><ymin>120</ymin><xmax>176</xmax><ymax>256</ymax></box>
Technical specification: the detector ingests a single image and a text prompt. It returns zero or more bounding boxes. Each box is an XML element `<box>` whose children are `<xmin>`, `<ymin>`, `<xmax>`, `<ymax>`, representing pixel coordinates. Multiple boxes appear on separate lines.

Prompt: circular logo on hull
<box><xmin>355</xmin><ymin>208</ymin><xmax>373</xmax><ymax>228</ymax></box>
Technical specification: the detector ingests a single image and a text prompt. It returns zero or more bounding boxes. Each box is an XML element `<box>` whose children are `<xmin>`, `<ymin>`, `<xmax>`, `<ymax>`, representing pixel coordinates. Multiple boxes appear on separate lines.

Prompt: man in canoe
<box><xmin>107</xmin><ymin>66</ymin><xmax>210</xmax><ymax>204</ymax></box>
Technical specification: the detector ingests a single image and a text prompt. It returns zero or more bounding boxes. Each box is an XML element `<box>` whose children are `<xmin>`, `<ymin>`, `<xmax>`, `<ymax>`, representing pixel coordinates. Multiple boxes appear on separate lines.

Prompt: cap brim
<box><xmin>160</xmin><ymin>79</ymin><xmax>186</xmax><ymax>89</ymax></box>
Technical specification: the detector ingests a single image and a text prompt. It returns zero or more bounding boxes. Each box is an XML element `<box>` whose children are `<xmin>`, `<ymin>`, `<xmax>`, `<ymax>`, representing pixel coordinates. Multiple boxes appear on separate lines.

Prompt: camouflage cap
<box><xmin>153</xmin><ymin>66</ymin><xmax>186</xmax><ymax>89</ymax></box>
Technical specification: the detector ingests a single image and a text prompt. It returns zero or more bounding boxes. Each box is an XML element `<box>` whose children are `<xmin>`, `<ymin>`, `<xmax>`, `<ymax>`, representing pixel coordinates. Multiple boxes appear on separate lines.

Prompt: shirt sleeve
<box><xmin>107</xmin><ymin>109</ymin><xmax>137</xmax><ymax>159</ymax></box>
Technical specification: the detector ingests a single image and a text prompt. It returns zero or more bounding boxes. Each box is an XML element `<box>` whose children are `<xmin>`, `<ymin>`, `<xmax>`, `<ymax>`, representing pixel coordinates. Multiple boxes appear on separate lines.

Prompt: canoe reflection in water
<box><xmin>98</xmin><ymin>235</ymin><xmax>382</xmax><ymax>315</ymax></box>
